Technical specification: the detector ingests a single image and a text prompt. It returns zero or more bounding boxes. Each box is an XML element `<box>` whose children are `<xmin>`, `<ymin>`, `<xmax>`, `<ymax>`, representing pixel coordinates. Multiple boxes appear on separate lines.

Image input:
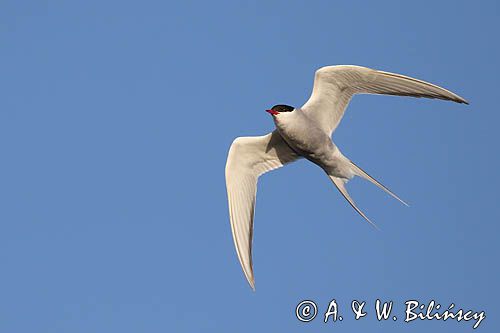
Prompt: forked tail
<box><xmin>327</xmin><ymin>159</ymin><xmax>408</xmax><ymax>228</ymax></box>
<box><xmin>349</xmin><ymin>160</ymin><xmax>409</xmax><ymax>207</ymax></box>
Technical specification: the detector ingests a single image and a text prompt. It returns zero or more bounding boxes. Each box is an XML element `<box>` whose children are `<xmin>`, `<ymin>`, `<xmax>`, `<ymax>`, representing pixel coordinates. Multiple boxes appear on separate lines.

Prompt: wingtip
<box><xmin>243</xmin><ymin>268</ymin><xmax>255</xmax><ymax>290</ymax></box>
<box><xmin>454</xmin><ymin>96</ymin><xmax>469</xmax><ymax>105</ymax></box>
<box><xmin>248</xmin><ymin>279</ymin><xmax>255</xmax><ymax>291</ymax></box>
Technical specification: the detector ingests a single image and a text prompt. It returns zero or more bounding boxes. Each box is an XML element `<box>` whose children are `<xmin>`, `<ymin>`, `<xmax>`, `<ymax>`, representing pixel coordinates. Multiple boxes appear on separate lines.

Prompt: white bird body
<box><xmin>225</xmin><ymin>65</ymin><xmax>467</xmax><ymax>289</ymax></box>
<box><xmin>273</xmin><ymin>108</ymin><xmax>351</xmax><ymax>179</ymax></box>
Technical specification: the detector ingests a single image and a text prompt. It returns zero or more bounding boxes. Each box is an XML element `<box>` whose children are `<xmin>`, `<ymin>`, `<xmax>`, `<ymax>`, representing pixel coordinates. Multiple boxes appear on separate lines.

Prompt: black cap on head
<box><xmin>271</xmin><ymin>104</ymin><xmax>294</xmax><ymax>112</ymax></box>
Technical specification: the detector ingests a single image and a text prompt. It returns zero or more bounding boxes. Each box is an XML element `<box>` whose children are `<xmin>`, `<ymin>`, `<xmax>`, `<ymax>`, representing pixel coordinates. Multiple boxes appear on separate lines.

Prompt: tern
<box><xmin>225</xmin><ymin>65</ymin><xmax>467</xmax><ymax>289</ymax></box>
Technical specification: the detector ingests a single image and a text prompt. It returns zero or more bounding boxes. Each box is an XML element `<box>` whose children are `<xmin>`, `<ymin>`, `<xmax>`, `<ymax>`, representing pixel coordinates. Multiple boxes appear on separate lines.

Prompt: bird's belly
<box><xmin>275</xmin><ymin>120</ymin><xmax>335</xmax><ymax>165</ymax></box>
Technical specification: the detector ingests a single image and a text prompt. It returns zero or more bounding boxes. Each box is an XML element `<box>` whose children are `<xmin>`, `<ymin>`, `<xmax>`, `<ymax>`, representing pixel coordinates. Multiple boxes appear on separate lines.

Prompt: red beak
<box><xmin>266</xmin><ymin>109</ymin><xmax>279</xmax><ymax>115</ymax></box>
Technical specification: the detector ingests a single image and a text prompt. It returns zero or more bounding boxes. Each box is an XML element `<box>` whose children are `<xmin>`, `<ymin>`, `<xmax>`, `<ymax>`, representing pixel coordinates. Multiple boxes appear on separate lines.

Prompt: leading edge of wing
<box><xmin>225</xmin><ymin>131</ymin><xmax>299</xmax><ymax>289</ymax></box>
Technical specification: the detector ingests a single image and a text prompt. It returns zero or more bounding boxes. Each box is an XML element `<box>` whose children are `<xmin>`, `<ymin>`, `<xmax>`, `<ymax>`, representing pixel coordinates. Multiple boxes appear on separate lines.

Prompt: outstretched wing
<box><xmin>301</xmin><ymin>65</ymin><xmax>468</xmax><ymax>136</ymax></box>
<box><xmin>225</xmin><ymin>130</ymin><xmax>300</xmax><ymax>289</ymax></box>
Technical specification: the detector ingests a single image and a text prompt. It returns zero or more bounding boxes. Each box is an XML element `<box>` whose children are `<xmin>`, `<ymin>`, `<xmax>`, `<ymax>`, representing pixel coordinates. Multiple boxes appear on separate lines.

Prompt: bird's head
<box><xmin>265</xmin><ymin>104</ymin><xmax>294</xmax><ymax>116</ymax></box>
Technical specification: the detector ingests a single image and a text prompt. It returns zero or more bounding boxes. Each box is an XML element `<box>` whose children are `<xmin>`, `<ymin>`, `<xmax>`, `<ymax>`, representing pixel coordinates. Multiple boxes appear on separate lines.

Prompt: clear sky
<box><xmin>1</xmin><ymin>0</ymin><xmax>498</xmax><ymax>332</ymax></box>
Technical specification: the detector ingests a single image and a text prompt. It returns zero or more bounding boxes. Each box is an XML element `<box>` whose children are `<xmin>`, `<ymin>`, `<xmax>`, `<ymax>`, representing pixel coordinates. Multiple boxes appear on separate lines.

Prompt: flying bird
<box><xmin>225</xmin><ymin>65</ymin><xmax>467</xmax><ymax>289</ymax></box>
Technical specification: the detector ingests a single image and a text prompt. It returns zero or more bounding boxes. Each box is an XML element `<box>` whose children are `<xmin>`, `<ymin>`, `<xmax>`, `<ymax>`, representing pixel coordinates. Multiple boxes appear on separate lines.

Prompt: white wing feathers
<box><xmin>226</xmin><ymin>65</ymin><xmax>467</xmax><ymax>289</ymax></box>
<box><xmin>225</xmin><ymin>131</ymin><xmax>299</xmax><ymax>289</ymax></box>
<box><xmin>302</xmin><ymin>65</ymin><xmax>468</xmax><ymax>135</ymax></box>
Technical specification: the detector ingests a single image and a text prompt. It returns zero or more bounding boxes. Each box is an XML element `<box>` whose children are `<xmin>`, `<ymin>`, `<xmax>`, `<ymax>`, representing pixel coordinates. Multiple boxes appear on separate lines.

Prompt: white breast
<box><xmin>273</xmin><ymin>109</ymin><xmax>335</xmax><ymax>162</ymax></box>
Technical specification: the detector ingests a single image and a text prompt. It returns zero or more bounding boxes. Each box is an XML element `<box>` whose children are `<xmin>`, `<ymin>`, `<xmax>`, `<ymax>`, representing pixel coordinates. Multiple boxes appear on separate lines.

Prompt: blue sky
<box><xmin>0</xmin><ymin>0</ymin><xmax>498</xmax><ymax>332</ymax></box>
